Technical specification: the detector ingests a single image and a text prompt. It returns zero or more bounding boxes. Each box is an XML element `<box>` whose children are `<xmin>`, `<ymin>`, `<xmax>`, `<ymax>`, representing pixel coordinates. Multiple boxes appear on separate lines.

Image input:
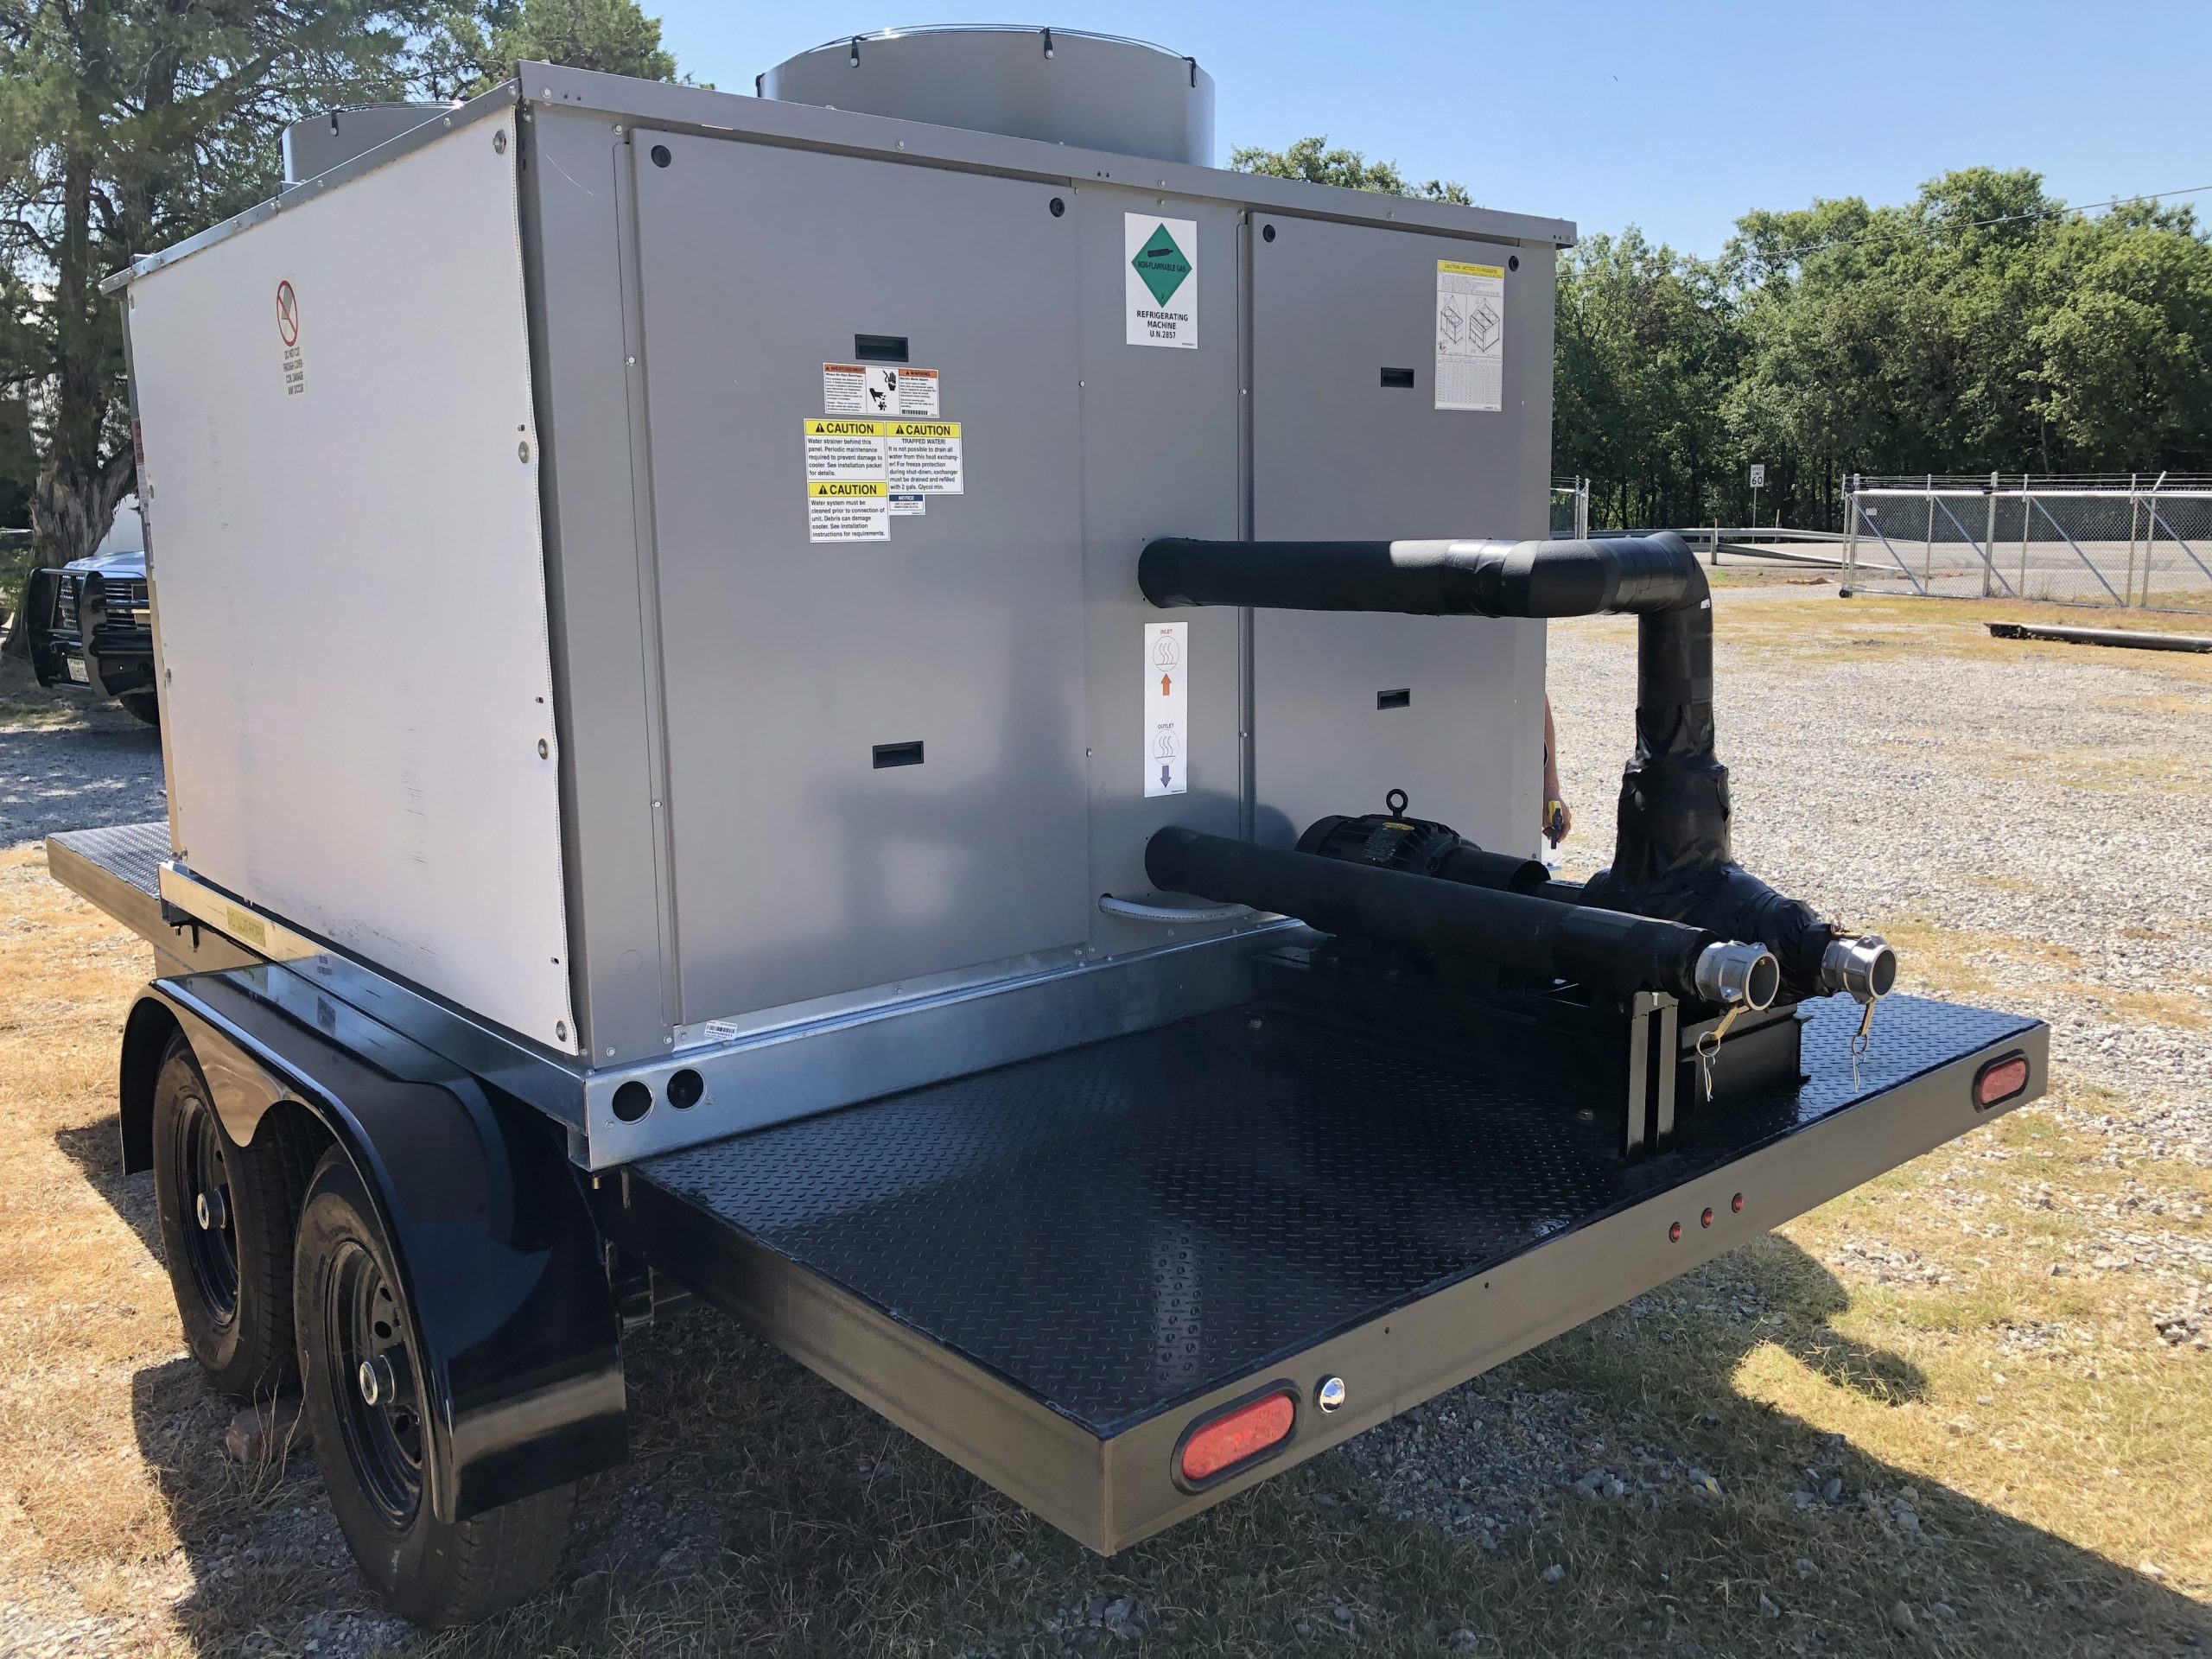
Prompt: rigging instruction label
<box><xmin>1434</xmin><ymin>260</ymin><xmax>1505</xmax><ymax>411</ymax></box>
<box><xmin>1126</xmin><ymin>215</ymin><xmax>1198</xmax><ymax>348</ymax></box>
<box><xmin>1144</xmin><ymin>621</ymin><xmax>1188</xmax><ymax>798</ymax></box>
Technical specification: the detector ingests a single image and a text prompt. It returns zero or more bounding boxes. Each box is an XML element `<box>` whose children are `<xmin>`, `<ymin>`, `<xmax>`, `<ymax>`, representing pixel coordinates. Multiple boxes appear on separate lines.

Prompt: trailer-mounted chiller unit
<box><xmin>48</xmin><ymin>27</ymin><xmax>2044</xmax><ymax>1624</ymax></box>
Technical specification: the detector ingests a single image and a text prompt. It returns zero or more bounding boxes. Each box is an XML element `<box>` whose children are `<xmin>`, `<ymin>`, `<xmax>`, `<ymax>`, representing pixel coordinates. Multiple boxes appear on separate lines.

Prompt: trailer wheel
<box><xmin>150</xmin><ymin>1036</ymin><xmax>310</xmax><ymax>1398</ymax></box>
<box><xmin>295</xmin><ymin>1148</ymin><xmax>575</xmax><ymax>1624</ymax></box>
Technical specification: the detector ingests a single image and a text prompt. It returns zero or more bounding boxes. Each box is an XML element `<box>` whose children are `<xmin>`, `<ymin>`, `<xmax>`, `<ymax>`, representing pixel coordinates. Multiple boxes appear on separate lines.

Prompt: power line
<box><xmin>1751</xmin><ymin>181</ymin><xmax>2211</xmax><ymax>266</ymax></box>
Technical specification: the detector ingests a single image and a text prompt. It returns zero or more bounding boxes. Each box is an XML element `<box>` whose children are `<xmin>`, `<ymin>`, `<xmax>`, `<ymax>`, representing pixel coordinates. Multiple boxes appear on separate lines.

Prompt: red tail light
<box><xmin>1974</xmin><ymin>1053</ymin><xmax>2030</xmax><ymax>1109</ymax></box>
<box><xmin>1177</xmin><ymin>1389</ymin><xmax>1296</xmax><ymax>1486</ymax></box>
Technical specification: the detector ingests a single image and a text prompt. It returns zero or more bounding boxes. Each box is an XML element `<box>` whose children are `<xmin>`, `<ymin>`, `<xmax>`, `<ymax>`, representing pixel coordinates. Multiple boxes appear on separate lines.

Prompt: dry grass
<box><xmin>3</xmin><ymin>595</ymin><xmax>2212</xmax><ymax>1654</ymax></box>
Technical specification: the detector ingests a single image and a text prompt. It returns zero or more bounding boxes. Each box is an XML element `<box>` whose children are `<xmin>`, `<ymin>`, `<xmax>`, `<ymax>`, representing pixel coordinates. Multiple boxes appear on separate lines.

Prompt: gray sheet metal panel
<box><xmin>1248</xmin><ymin>214</ymin><xmax>1551</xmax><ymax>852</ymax></box>
<box><xmin>518</xmin><ymin>63</ymin><xmax>1573</xmax><ymax>252</ymax></box>
<box><xmin>518</xmin><ymin>106</ymin><xmax>674</xmax><ymax>1065</ymax></box>
<box><xmin>1076</xmin><ymin>186</ymin><xmax>1249</xmax><ymax>951</ymax></box>
<box><xmin>628</xmin><ymin>131</ymin><xmax>1091</xmax><ymax>1022</ymax></box>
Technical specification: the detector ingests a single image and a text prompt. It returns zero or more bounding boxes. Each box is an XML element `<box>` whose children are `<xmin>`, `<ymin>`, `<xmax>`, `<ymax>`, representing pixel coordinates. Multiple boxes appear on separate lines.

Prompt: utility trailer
<box><xmin>50</xmin><ymin>29</ymin><xmax>2046</xmax><ymax>1624</ymax></box>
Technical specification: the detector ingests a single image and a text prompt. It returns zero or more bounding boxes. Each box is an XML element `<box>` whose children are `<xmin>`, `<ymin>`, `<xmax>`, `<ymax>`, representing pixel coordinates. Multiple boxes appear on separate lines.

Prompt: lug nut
<box><xmin>194</xmin><ymin>1187</ymin><xmax>229</xmax><ymax>1232</ymax></box>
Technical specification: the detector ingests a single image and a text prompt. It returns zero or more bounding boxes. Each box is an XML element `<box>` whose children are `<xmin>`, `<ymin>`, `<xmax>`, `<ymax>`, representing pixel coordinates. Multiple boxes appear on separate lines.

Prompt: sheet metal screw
<box><xmin>1315</xmin><ymin>1376</ymin><xmax>1346</xmax><ymax>1414</ymax></box>
<box><xmin>537</xmin><ymin>739</ymin><xmax>550</xmax><ymax>758</ymax></box>
<box><xmin>493</xmin><ymin>129</ymin><xmax>507</xmax><ymax>154</ymax></box>
<box><xmin>555</xmin><ymin>1020</ymin><xmax>568</xmax><ymax>1040</ymax></box>
<box><xmin>518</xmin><ymin>439</ymin><xmax>531</xmax><ymax>461</ymax></box>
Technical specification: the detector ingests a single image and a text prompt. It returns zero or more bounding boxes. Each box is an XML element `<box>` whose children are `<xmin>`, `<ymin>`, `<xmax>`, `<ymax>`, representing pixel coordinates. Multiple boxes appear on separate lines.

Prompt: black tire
<box><xmin>150</xmin><ymin>1036</ymin><xmax>312</xmax><ymax>1398</ymax></box>
<box><xmin>295</xmin><ymin>1148</ymin><xmax>575</xmax><ymax>1625</ymax></box>
<box><xmin>119</xmin><ymin>690</ymin><xmax>161</xmax><ymax>727</ymax></box>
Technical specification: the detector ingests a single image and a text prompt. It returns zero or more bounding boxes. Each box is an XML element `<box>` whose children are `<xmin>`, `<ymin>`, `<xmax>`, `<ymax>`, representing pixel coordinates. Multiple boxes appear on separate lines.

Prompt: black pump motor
<box><xmin>1296</xmin><ymin>792</ymin><xmax>1553</xmax><ymax>896</ymax></box>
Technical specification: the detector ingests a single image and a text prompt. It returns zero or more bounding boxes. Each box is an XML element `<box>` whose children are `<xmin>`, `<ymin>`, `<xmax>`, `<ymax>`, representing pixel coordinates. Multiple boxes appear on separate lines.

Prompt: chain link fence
<box><xmin>1841</xmin><ymin>474</ymin><xmax>2212</xmax><ymax>613</ymax></box>
<box><xmin>1549</xmin><ymin>478</ymin><xmax>1590</xmax><ymax>540</ymax></box>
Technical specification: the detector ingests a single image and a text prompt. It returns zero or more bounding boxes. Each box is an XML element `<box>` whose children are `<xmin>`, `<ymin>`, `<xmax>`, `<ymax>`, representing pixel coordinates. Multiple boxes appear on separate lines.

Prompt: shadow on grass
<box><xmin>52</xmin><ymin>1119</ymin><xmax>163</xmax><ymax>1263</ymax></box>
<box><xmin>65</xmin><ymin>1161</ymin><xmax>2202</xmax><ymax>1655</ymax></box>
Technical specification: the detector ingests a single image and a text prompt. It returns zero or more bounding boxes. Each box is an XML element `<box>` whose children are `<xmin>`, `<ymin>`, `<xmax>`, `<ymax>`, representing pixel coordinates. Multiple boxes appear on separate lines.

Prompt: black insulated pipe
<box><xmin>1139</xmin><ymin>532</ymin><xmax>1728</xmax><ymax>881</ymax></box>
<box><xmin>1146</xmin><ymin>828</ymin><xmax>1776</xmax><ymax>1007</ymax></box>
<box><xmin>1138</xmin><ymin>532</ymin><xmax>1869</xmax><ymax>1002</ymax></box>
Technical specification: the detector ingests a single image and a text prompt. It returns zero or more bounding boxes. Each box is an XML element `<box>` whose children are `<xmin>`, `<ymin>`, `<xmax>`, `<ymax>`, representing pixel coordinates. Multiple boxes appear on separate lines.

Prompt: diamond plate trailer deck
<box><xmin>49</xmin><ymin>822</ymin><xmax>2046</xmax><ymax>1554</ymax></box>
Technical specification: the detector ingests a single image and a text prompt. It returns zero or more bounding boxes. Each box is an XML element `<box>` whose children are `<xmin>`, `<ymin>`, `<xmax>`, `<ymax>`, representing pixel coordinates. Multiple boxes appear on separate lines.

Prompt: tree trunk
<box><xmin>3</xmin><ymin>143</ymin><xmax>133</xmax><ymax>660</ymax></box>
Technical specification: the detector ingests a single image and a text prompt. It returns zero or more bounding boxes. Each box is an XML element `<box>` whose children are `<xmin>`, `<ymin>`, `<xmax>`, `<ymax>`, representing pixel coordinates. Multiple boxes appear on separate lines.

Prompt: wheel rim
<box><xmin>171</xmin><ymin>1093</ymin><xmax>239</xmax><ymax>1325</ymax></box>
<box><xmin>326</xmin><ymin>1240</ymin><xmax>424</xmax><ymax>1528</ymax></box>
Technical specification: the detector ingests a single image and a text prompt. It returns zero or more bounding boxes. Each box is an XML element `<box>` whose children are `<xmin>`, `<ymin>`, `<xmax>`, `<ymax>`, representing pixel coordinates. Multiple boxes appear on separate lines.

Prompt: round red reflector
<box><xmin>1974</xmin><ymin>1053</ymin><xmax>2031</xmax><ymax>1109</ymax></box>
<box><xmin>1669</xmin><ymin>1221</ymin><xmax>1682</xmax><ymax>1243</ymax></box>
<box><xmin>1179</xmin><ymin>1391</ymin><xmax>1295</xmax><ymax>1485</ymax></box>
<box><xmin>1732</xmin><ymin>1192</ymin><xmax>1744</xmax><ymax>1213</ymax></box>
<box><xmin>1700</xmin><ymin>1207</ymin><xmax>1714</xmax><ymax>1229</ymax></box>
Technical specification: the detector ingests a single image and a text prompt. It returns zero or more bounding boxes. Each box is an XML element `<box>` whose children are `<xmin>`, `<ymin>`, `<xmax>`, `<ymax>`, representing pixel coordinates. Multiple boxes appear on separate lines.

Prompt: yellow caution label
<box><xmin>804</xmin><ymin>418</ymin><xmax>890</xmax><ymax>436</ymax></box>
<box><xmin>1438</xmin><ymin>260</ymin><xmax>1506</xmax><ymax>278</ymax></box>
<box><xmin>888</xmin><ymin>421</ymin><xmax>960</xmax><ymax>439</ymax></box>
<box><xmin>809</xmin><ymin>480</ymin><xmax>888</xmax><ymax>498</ymax></box>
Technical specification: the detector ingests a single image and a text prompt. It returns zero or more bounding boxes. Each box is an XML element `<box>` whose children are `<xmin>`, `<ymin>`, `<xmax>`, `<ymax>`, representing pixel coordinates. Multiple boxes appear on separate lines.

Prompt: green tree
<box><xmin>0</xmin><ymin>0</ymin><xmax>441</xmax><ymax>604</ymax></box>
<box><xmin>1553</xmin><ymin>229</ymin><xmax>1738</xmax><ymax>528</ymax></box>
<box><xmin>2027</xmin><ymin>202</ymin><xmax>2212</xmax><ymax>472</ymax></box>
<box><xmin>424</xmin><ymin>0</ymin><xmax>677</xmax><ymax>98</ymax></box>
<box><xmin>1230</xmin><ymin>136</ymin><xmax>1471</xmax><ymax>206</ymax></box>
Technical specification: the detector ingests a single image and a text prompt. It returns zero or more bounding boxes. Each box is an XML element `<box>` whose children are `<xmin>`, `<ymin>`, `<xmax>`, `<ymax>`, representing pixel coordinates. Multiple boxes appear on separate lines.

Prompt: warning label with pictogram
<box><xmin>823</xmin><ymin>363</ymin><xmax>944</xmax><ymax>416</ymax></box>
<box><xmin>1434</xmin><ymin>260</ymin><xmax>1504</xmax><ymax>411</ymax></box>
<box><xmin>1144</xmin><ymin>620</ymin><xmax>1188</xmax><ymax>797</ymax></box>
<box><xmin>1126</xmin><ymin>214</ymin><xmax>1198</xmax><ymax>349</ymax></box>
<box><xmin>276</xmin><ymin>279</ymin><xmax>305</xmax><ymax>396</ymax></box>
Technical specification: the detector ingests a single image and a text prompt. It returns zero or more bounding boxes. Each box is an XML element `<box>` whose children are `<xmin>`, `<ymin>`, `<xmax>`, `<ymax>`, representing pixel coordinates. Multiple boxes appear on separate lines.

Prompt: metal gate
<box><xmin>1842</xmin><ymin>474</ymin><xmax>2212</xmax><ymax>613</ymax></box>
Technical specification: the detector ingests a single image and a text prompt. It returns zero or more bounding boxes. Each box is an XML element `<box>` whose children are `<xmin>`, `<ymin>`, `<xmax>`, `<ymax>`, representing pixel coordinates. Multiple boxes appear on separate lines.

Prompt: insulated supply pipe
<box><xmin>1139</xmin><ymin>531</ymin><xmax>1885</xmax><ymax>1003</ymax></box>
<box><xmin>1145</xmin><ymin>827</ymin><xmax>1779</xmax><ymax>1008</ymax></box>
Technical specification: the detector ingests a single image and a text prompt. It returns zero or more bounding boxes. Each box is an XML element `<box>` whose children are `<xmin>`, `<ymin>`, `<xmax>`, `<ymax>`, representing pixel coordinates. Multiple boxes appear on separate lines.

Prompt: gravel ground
<box><xmin>0</xmin><ymin>668</ymin><xmax>167</xmax><ymax>848</ymax></box>
<box><xmin>5</xmin><ymin>591</ymin><xmax>2209</xmax><ymax>1655</ymax></box>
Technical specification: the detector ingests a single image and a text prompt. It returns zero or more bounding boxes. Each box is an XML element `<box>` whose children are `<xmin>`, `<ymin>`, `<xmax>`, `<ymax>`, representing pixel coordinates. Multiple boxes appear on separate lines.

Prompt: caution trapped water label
<box><xmin>809</xmin><ymin>479</ymin><xmax>888</xmax><ymax>543</ymax></box>
<box><xmin>822</xmin><ymin>363</ymin><xmax>942</xmax><ymax>416</ymax></box>
<box><xmin>1435</xmin><ymin>260</ymin><xmax>1505</xmax><ymax>412</ymax></box>
<box><xmin>1126</xmin><ymin>214</ymin><xmax>1198</xmax><ymax>349</ymax></box>
<box><xmin>887</xmin><ymin>421</ymin><xmax>963</xmax><ymax>495</ymax></box>
<box><xmin>1144</xmin><ymin>621</ymin><xmax>1187</xmax><ymax>798</ymax></box>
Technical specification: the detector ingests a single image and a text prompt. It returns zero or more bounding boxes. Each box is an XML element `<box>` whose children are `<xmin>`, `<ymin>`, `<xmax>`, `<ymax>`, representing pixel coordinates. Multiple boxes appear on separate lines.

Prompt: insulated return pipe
<box><xmin>1146</xmin><ymin>828</ymin><xmax>1778</xmax><ymax>1009</ymax></box>
<box><xmin>1139</xmin><ymin>532</ymin><xmax>1885</xmax><ymax>1004</ymax></box>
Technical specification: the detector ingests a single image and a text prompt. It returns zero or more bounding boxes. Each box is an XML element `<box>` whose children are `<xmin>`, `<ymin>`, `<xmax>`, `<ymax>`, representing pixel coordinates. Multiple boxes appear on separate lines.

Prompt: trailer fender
<box><xmin>137</xmin><ymin>964</ymin><xmax>626</xmax><ymax>1522</ymax></box>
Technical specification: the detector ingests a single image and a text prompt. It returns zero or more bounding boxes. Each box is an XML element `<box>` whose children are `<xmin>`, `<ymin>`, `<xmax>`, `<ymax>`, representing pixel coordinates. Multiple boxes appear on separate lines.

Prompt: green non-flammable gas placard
<box><xmin>1126</xmin><ymin>214</ymin><xmax>1197</xmax><ymax>348</ymax></box>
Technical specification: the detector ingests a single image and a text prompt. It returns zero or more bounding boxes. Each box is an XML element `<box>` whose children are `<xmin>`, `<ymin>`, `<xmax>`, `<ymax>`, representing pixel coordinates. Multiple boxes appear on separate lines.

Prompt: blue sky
<box><xmin>647</xmin><ymin>1</ymin><xmax>2211</xmax><ymax>255</ymax></box>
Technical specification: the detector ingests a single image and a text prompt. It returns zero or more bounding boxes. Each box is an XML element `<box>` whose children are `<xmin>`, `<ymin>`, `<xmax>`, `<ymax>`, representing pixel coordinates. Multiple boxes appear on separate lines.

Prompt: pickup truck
<box><xmin>24</xmin><ymin>532</ymin><xmax>160</xmax><ymax>726</ymax></box>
